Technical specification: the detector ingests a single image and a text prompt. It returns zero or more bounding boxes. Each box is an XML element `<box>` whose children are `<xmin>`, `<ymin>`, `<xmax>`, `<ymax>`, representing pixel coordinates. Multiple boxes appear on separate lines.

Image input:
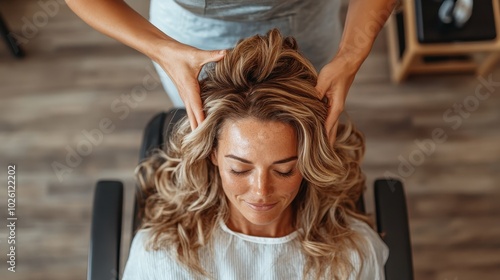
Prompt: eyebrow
<box><xmin>225</xmin><ymin>154</ymin><xmax>298</xmax><ymax>164</ymax></box>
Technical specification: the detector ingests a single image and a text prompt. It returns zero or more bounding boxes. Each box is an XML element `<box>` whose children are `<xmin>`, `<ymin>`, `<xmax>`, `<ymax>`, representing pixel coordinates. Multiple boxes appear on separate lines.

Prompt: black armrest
<box><xmin>87</xmin><ymin>180</ymin><xmax>124</xmax><ymax>280</ymax></box>
<box><xmin>374</xmin><ymin>179</ymin><xmax>414</xmax><ymax>280</ymax></box>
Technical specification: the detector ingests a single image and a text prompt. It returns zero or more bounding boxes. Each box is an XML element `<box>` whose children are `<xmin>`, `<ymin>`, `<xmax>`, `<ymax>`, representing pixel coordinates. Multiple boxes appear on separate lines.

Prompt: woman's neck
<box><xmin>226</xmin><ymin>205</ymin><xmax>295</xmax><ymax>237</ymax></box>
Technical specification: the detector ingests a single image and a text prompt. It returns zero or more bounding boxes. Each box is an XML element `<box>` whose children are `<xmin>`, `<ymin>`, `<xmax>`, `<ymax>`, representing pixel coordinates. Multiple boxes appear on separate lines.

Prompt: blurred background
<box><xmin>0</xmin><ymin>0</ymin><xmax>499</xmax><ymax>279</ymax></box>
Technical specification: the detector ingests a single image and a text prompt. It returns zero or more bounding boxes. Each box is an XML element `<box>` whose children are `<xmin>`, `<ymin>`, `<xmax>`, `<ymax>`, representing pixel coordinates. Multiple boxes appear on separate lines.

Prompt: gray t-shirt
<box><xmin>149</xmin><ymin>0</ymin><xmax>342</xmax><ymax>106</ymax></box>
<box><xmin>172</xmin><ymin>0</ymin><xmax>304</xmax><ymax>21</ymax></box>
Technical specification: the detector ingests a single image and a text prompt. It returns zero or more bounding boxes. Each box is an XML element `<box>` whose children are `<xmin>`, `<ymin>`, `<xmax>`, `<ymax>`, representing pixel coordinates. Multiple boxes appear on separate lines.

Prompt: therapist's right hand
<box><xmin>156</xmin><ymin>43</ymin><xmax>227</xmax><ymax>130</ymax></box>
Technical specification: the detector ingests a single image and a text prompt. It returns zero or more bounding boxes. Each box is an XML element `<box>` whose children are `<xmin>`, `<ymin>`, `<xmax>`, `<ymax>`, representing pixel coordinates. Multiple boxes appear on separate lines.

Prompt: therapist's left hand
<box><xmin>315</xmin><ymin>56</ymin><xmax>358</xmax><ymax>145</ymax></box>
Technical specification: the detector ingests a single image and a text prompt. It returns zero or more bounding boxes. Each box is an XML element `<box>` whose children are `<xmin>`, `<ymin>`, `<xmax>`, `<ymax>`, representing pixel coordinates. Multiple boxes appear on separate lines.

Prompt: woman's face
<box><xmin>211</xmin><ymin>117</ymin><xmax>303</xmax><ymax>237</ymax></box>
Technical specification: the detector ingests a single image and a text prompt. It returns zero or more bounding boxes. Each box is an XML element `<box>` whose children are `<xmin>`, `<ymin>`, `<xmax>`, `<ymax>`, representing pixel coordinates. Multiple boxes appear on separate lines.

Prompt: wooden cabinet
<box><xmin>386</xmin><ymin>0</ymin><xmax>500</xmax><ymax>82</ymax></box>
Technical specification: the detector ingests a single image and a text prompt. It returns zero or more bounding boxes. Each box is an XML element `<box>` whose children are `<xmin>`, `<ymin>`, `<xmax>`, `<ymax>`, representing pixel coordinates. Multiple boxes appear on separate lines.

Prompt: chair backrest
<box><xmin>131</xmin><ymin>108</ymin><xmax>371</xmax><ymax>237</ymax></box>
<box><xmin>127</xmin><ymin>109</ymin><xmax>414</xmax><ymax>280</ymax></box>
<box><xmin>132</xmin><ymin>109</ymin><xmax>188</xmax><ymax>238</ymax></box>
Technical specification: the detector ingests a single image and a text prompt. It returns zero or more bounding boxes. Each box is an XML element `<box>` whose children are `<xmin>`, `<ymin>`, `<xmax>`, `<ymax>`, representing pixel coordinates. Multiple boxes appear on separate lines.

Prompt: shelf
<box><xmin>385</xmin><ymin>0</ymin><xmax>500</xmax><ymax>83</ymax></box>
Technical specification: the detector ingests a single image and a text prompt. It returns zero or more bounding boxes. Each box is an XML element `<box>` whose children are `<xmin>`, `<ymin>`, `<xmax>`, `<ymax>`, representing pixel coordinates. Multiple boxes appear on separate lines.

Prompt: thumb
<box><xmin>201</xmin><ymin>49</ymin><xmax>227</xmax><ymax>64</ymax></box>
<box><xmin>315</xmin><ymin>74</ymin><xmax>330</xmax><ymax>99</ymax></box>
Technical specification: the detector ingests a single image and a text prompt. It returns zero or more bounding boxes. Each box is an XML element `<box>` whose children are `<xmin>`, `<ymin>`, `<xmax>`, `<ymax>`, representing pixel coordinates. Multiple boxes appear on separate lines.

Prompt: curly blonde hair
<box><xmin>135</xmin><ymin>28</ymin><xmax>369</xmax><ymax>279</ymax></box>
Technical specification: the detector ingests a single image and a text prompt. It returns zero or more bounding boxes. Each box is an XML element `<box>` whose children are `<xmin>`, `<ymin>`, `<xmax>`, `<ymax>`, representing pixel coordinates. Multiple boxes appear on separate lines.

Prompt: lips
<box><xmin>244</xmin><ymin>201</ymin><xmax>278</xmax><ymax>211</ymax></box>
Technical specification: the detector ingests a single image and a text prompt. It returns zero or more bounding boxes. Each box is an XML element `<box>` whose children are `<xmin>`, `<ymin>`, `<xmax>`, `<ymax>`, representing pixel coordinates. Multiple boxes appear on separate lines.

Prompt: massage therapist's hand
<box><xmin>156</xmin><ymin>43</ymin><xmax>227</xmax><ymax>130</ymax></box>
<box><xmin>65</xmin><ymin>0</ymin><xmax>225</xmax><ymax>129</ymax></box>
<box><xmin>315</xmin><ymin>56</ymin><xmax>358</xmax><ymax>145</ymax></box>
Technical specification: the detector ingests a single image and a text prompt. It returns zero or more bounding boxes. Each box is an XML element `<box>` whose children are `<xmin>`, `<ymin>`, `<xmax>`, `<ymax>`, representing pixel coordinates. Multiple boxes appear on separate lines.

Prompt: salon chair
<box><xmin>87</xmin><ymin>108</ymin><xmax>414</xmax><ymax>280</ymax></box>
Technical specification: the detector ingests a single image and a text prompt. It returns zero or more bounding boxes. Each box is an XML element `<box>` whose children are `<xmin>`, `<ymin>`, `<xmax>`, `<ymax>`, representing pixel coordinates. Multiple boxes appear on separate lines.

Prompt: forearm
<box><xmin>336</xmin><ymin>0</ymin><xmax>397</xmax><ymax>70</ymax></box>
<box><xmin>65</xmin><ymin>0</ymin><xmax>178</xmax><ymax>62</ymax></box>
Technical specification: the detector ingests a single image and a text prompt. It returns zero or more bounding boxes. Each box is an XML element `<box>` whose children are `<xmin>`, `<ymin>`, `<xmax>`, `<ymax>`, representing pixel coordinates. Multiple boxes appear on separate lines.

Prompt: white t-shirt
<box><xmin>122</xmin><ymin>218</ymin><xmax>389</xmax><ymax>280</ymax></box>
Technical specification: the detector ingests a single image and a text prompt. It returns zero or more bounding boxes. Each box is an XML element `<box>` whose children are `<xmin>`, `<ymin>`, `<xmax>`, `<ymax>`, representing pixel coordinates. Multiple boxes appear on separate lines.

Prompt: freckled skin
<box><xmin>211</xmin><ymin>118</ymin><xmax>303</xmax><ymax>237</ymax></box>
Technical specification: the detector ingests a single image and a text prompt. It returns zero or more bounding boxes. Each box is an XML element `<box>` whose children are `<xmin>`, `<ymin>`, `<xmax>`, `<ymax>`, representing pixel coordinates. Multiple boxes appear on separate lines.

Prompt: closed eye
<box><xmin>276</xmin><ymin>170</ymin><xmax>295</xmax><ymax>178</ymax></box>
<box><xmin>230</xmin><ymin>169</ymin><xmax>250</xmax><ymax>176</ymax></box>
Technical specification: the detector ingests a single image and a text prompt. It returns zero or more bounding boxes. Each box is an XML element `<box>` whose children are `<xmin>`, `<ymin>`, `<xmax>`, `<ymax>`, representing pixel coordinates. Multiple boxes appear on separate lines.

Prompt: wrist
<box><xmin>328</xmin><ymin>50</ymin><xmax>365</xmax><ymax>77</ymax></box>
<box><xmin>135</xmin><ymin>28</ymin><xmax>181</xmax><ymax>64</ymax></box>
<box><xmin>141</xmin><ymin>30</ymin><xmax>181</xmax><ymax>64</ymax></box>
<box><xmin>332</xmin><ymin>47</ymin><xmax>370</xmax><ymax>74</ymax></box>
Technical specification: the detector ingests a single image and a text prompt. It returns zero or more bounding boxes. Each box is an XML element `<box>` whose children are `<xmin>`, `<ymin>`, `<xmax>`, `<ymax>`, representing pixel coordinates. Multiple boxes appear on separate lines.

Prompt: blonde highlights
<box><xmin>136</xmin><ymin>29</ymin><xmax>368</xmax><ymax>279</ymax></box>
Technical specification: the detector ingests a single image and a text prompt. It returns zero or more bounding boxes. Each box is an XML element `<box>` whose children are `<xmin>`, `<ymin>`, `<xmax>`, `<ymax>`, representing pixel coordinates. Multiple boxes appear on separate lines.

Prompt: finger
<box><xmin>183</xmin><ymin>90</ymin><xmax>205</xmax><ymax>130</ymax></box>
<box><xmin>325</xmin><ymin>101</ymin><xmax>343</xmax><ymax>136</ymax></box>
<box><xmin>201</xmin><ymin>49</ymin><xmax>227</xmax><ymax>65</ymax></box>
<box><xmin>190</xmin><ymin>95</ymin><xmax>205</xmax><ymax>128</ymax></box>
<box><xmin>185</xmin><ymin>104</ymin><xmax>198</xmax><ymax>131</ymax></box>
<box><xmin>177</xmin><ymin>49</ymin><xmax>226</xmax><ymax>131</ymax></box>
<box><xmin>328</xmin><ymin>121</ymin><xmax>339</xmax><ymax>146</ymax></box>
<box><xmin>187</xmin><ymin>78</ymin><xmax>205</xmax><ymax>128</ymax></box>
<box><xmin>175</xmin><ymin>80</ymin><xmax>198</xmax><ymax>130</ymax></box>
<box><xmin>186</xmin><ymin>50</ymin><xmax>225</xmax><ymax>129</ymax></box>
<box><xmin>176</xmin><ymin>74</ymin><xmax>205</xmax><ymax>130</ymax></box>
<box><xmin>315</xmin><ymin>75</ymin><xmax>330</xmax><ymax>99</ymax></box>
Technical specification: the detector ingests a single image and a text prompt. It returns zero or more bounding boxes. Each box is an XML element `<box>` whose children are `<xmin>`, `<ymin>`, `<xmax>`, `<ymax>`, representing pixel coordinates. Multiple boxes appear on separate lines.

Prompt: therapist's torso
<box><xmin>150</xmin><ymin>0</ymin><xmax>341</xmax><ymax>70</ymax></box>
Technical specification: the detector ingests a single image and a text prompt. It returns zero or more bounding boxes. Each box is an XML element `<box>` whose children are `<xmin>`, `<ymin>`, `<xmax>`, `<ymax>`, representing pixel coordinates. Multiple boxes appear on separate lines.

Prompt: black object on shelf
<box><xmin>0</xmin><ymin>13</ymin><xmax>24</xmax><ymax>58</ymax></box>
<box><xmin>396</xmin><ymin>10</ymin><xmax>406</xmax><ymax>59</ymax></box>
<box><xmin>415</xmin><ymin>0</ymin><xmax>497</xmax><ymax>44</ymax></box>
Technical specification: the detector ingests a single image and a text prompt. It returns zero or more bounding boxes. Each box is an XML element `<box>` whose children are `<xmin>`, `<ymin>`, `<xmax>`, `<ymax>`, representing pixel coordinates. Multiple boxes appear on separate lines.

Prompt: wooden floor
<box><xmin>0</xmin><ymin>1</ymin><xmax>499</xmax><ymax>279</ymax></box>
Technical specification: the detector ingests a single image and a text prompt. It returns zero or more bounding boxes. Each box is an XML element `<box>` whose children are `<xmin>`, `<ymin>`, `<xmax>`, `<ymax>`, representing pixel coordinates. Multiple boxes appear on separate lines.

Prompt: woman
<box><xmin>123</xmin><ymin>29</ymin><xmax>388</xmax><ymax>280</ymax></box>
<box><xmin>66</xmin><ymin>0</ymin><xmax>396</xmax><ymax>142</ymax></box>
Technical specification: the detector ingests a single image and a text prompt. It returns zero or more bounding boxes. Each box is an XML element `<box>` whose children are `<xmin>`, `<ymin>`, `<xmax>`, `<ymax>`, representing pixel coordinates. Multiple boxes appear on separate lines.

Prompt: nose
<box><xmin>251</xmin><ymin>170</ymin><xmax>272</xmax><ymax>197</ymax></box>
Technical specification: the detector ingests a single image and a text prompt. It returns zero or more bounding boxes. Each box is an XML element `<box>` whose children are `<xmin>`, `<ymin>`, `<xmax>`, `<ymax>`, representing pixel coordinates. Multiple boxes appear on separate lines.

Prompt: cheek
<box><xmin>219</xmin><ymin>170</ymin><xmax>248</xmax><ymax>196</ymax></box>
<box><xmin>284</xmin><ymin>176</ymin><xmax>303</xmax><ymax>197</ymax></box>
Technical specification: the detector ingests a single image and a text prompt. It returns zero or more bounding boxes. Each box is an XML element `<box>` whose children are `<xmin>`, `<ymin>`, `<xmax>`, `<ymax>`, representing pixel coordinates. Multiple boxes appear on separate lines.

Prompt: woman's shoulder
<box><xmin>122</xmin><ymin>229</ymin><xmax>158</xmax><ymax>279</ymax></box>
<box><xmin>347</xmin><ymin>217</ymin><xmax>389</xmax><ymax>280</ymax></box>
<box><xmin>348</xmin><ymin>217</ymin><xmax>388</xmax><ymax>250</ymax></box>
<box><xmin>128</xmin><ymin>228</ymin><xmax>155</xmax><ymax>257</ymax></box>
<box><xmin>122</xmin><ymin>228</ymin><xmax>189</xmax><ymax>279</ymax></box>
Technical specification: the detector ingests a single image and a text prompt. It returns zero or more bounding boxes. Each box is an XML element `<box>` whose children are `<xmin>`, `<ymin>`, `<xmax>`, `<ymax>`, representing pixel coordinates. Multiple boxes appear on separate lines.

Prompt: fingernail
<box><xmin>218</xmin><ymin>50</ymin><xmax>226</xmax><ymax>55</ymax></box>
